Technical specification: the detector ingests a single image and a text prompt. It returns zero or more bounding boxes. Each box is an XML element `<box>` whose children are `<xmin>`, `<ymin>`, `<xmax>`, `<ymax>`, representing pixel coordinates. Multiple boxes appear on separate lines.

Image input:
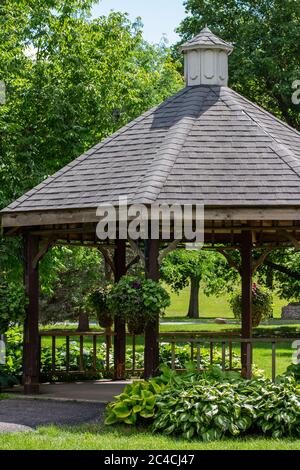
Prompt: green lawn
<box><xmin>0</xmin><ymin>424</ymin><xmax>299</xmax><ymax>450</ymax></box>
<box><xmin>165</xmin><ymin>286</ymin><xmax>288</xmax><ymax>319</ymax></box>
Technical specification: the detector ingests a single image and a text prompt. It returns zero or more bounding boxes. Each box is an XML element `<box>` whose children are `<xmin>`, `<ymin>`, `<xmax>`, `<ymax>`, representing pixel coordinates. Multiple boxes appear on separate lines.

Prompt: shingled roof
<box><xmin>2</xmin><ymin>84</ymin><xmax>300</xmax><ymax>214</ymax></box>
<box><xmin>1</xmin><ymin>24</ymin><xmax>300</xmax><ymax>222</ymax></box>
<box><xmin>179</xmin><ymin>26</ymin><xmax>233</xmax><ymax>52</ymax></box>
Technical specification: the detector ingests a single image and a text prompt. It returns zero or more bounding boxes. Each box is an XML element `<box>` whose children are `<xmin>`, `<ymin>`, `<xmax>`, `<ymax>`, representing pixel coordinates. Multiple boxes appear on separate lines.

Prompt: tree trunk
<box><xmin>187</xmin><ymin>277</ymin><xmax>200</xmax><ymax>319</ymax></box>
<box><xmin>77</xmin><ymin>310</ymin><xmax>90</xmax><ymax>332</ymax></box>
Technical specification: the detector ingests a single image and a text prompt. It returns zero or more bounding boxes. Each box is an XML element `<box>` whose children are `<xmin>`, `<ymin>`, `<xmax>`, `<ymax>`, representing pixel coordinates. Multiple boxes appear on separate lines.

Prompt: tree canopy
<box><xmin>178</xmin><ymin>0</ymin><xmax>300</xmax><ymax>129</ymax></box>
<box><xmin>0</xmin><ymin>0</ymin><xmax>183</xmax><ymax>329</ymax></box>
<box><xmin>160</xmin><ymin>250</ymin><xmax>238</xmax><ymax>318</ymax></box>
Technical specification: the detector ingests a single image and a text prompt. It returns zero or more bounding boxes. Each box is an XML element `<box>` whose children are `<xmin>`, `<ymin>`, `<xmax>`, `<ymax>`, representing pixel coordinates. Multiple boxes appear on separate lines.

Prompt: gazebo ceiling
<box><xmin>1</xmin><ymin>27</ymin><xmax>300</xmax><ymax>233</ymax></box>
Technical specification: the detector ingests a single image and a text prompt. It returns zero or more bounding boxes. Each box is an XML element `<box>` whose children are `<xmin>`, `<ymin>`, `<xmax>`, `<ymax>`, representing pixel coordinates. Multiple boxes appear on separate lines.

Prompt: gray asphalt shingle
<box><xmin>2</xmin><ymin>84</ymin><xmax>300</xmax><ymax>213</ymax></box>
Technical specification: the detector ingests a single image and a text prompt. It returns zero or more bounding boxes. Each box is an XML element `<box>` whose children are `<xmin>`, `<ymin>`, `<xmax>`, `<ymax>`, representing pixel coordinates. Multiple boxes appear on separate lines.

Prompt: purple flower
<box><xmin>132</xmin><ymin>281</ymin><xmax>142</xmax><ymax>289</ymax></box>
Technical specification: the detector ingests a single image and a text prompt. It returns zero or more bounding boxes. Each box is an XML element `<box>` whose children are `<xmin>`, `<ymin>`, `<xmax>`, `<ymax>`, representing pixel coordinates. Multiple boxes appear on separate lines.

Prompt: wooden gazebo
<box><xmin>1</xmin><ymin>27</ymin><xmax>300</xmax><ymax>393</ymax></box>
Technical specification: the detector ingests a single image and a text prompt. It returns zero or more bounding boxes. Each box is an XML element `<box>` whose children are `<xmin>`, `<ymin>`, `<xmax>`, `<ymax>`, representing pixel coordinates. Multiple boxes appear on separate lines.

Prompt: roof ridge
<box><xmin>3</xmin><ymin>87</ymin><xmax>188</xmax><ymax>213</ymax></box>
<box><xmin>223</xmin><ymin>88</ymin><xmax>300</xmax><ymax>178</ymax></box>
<box><xmin>229</xmin><ymin>87</ymin><xmax>300</xmax><ymax>139</ymax></box>
<box><xmin>133</xmin><ymin>86</ymin><xmax>212</xmax><ymax>204</ymax></box>
<box><xmin>215</xmin><ymin>87</ymin><xmax>300</xmax><ymax>180</ymax></box>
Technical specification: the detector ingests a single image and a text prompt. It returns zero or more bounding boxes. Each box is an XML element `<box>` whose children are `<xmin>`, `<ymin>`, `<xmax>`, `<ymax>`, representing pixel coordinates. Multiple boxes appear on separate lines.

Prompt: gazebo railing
<box><xmin>38</xmin><ymin>331</ymin><xmax>298</xmax><ymax>383</ymax></box>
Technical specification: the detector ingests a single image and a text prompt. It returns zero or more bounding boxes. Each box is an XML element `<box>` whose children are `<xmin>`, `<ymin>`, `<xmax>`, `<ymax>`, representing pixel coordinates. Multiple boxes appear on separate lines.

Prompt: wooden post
<box><xmin>241</xmin><ymin>231</ymin><xmax>253</xmax><ymax>379</ymax></box>
<box><xmin>113</xmin><ymin>239</ymin><xmax>126</xmax><ymax>380</ymax></box>
<box><xmin>23</xmin><ymin>233</ymin><xmax>40</xmax><ymax>394</ymax></box>
<box><xmin>144</xmin><ymin>239</ymin><xmax>160</xmax><ymax>379</ymax></box>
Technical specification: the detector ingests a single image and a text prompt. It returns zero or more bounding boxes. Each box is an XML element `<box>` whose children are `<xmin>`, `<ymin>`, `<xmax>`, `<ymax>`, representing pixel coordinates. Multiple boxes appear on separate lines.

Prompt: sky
<box><xmin>92</xmin><ymin>0</ymin><xmax>186</xmax><ymax>45</ymax></box>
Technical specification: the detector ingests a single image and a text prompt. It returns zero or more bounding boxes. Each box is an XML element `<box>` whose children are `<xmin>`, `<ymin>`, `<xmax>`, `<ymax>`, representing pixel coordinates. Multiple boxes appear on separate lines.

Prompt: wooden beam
<box><xmin>144</xmin><ymin>239</ymin><xmax>160</xmax><ymax>379</ymax></box>
<box><xmin>126</xmin><ymin>255</ymin><xmax>140</xmax><ymax>273</ymax></box>
<box><xmin>98</xmin><ymin>246</ymin><xmax>116</xmax><ymax>276</ymax></box>
<box><xmin>23</xmin><ymin>233</ymin><xmax>40</xmax><ymax>394</ymax></box>
<box><xmin>128</xmin><ymin>238</ymin><xmax>146</xmax><ymax>267</ymax></box>
<box><xmin>32</xmin><ymin>239</ymin><xmax>54</xmax><ymax>269</ymax></box>
<box><xmin>113</xmin><ymin>240</ymin><xmax>127</xmax><ymax>381</ymax></box>
<box><xmin>278</xmin><ymin>230</ymin><xmax>300</xmax><ymax>251</ymax></box>
<box><xmin>252</xmin><ymin>247</ymin><xmax>273</xmax><ymax>273</ymax></box>
<box><xmin>218</xmin><ymin>249</ymin><xmax>241</xmax><ymax>275</ymax></box>
<box><xmin>2</xmin><ymin>205</ymin><xmax>300</xmax><ymax>229</ymax></box>
<box><xmin>158</xmin><ymin>240</ymin><xmax>181</xmax><ymax>265</ymax></box>
<box><xmin>240</xmin><ymin>231</ymin><xmax>253</xmax><ymax>379</ymax></box>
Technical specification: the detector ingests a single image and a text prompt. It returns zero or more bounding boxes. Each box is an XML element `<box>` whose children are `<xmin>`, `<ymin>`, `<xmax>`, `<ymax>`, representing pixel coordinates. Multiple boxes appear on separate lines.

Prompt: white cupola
<box><xmin>180</xmin><ymin>26</ymin><xmax>234</xmax><ymax>87</ymax></box>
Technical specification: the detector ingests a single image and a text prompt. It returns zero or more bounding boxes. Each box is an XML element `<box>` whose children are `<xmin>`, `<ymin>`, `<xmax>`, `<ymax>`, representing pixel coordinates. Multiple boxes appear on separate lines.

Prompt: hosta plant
<box><xmin>285</xmin><ymin>363</ymin><xmax>300</xmax><ymax>382</ymax></box>
<box><xmin>153</xmin><ymin>372</ymin><xmax>300</xmax><ymax>441</ymax></box>
<box><xmin>105</xmin><ymin>379</ymin><xmax>164</xmax><ymax>426</ymax></box>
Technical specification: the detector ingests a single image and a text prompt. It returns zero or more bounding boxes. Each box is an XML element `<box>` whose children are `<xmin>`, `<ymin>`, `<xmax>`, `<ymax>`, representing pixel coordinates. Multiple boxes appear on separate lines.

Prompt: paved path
<box><xmin>0</xmin><ymin>380</ymin><xmax>128</xmax><ymax>434</ymax></box>
<box><xmin>6</xmin><ymin>380</ymin><xmax>128</xmax><ymax>403</ymax></box>
<box><xmin>0</xmin><ymin>399</ymin><xmax>105</xmax><ymax>433</ymax></box>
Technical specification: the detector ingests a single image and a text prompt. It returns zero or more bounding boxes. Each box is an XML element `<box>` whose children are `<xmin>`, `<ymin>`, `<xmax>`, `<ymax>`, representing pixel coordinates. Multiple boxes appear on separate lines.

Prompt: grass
<box><xmin>165</xmin><ymin>286</ymin><xmax>288</xmax><ymax>319</ymax></box>
<box><xmin>0</xmin><ymin>424</ymin><xmax>300</xmax><ymax>450</ymax></box>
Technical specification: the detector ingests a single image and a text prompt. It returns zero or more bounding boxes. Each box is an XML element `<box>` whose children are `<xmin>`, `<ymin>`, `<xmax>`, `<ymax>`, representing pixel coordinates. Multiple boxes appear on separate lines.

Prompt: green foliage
<box><xmin>257</xmin><ymin>249</ymin><xmax>300</xmax><ymax>302</ymax></box>
<box><xmin>178</xmin><ymin>0</ymin><xmax>300</xmax><ymax>130</ymax></box>
<box><xmin>161</xmin><ymin>250</ymin><xmax>223</xmax><ymax>293</ymax></box>
<box><xmin>86</xmin><ymin>285</ymin><xmax>113</xmax><ymax>328</ymax></box>
<box><xmin>108</xmin><ymin>277</ymin><xmax>170</xmax><ymax>334</ymax></box>
<box><xmin>0</xmin><ymin>277</ymin><xmax>27</xmax><ymax>333</ymax></box>
<box><xmin>0</xmin><ymin>2</ymin><xmax>183</xmax><ymax>307</ymax></box>
<box><xmin>105</xmin><ymin>364</ymin><xmax>300</xmax><ymax>441</ymax></box>
<box><xmin>0</xmin><ymin>327</ymin><xmax>23</xmax><ymax>379</ymax></box>
<box><xmin>160</xmin><ymin>249</ymin><xmax>239</xmax><ymax>318</ymax></box>
<box><xmin>39</xmin><ymin>247</ymin><xmax>104</xmax><ymax>324</ymax></box>
<box><xmin>153</xmin><ymin>374</ymin><xmax>300</xmax><ymax>441</ymax></box>
<box><xmin>230</xmin><ymin>284</ymin><xmax>273</xmax><ymax>327</ymax></box>
<box><xmin>0</xmin><ymin>371</ymin><xmax>18</xmax><ymax>390</ymax></box>
<box><xmin>286</xmin><ymin>363</ymin><xmax>300</xmax><ymax>382</ymax></box>
<box><xmin>105</xmin><ymin>380</ymin><xmax>164</xmax><ymax>426</ymax></box>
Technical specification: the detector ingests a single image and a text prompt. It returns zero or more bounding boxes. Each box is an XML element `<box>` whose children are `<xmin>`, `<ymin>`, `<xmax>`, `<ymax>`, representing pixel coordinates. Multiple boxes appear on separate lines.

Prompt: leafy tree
<box><xmin>160</xmin><ymin>250</ymin><xmax>238</xmax><ymax>318</ymax></box>
<box><xmin>257</xmin><ymin>249</ymin><xmax>300</xmax><ymax>302</ymax></box>
<box><xmin>0</xmin><ymin>1</ymin><xmax>183</xmax><ymax>328</ymax></box>
<box><xmin>177</xmin><ymin>0</ymin><xmax>300</xmax><ymax>129</ymax></box>
<box><xmin>39</xmin><ymin>246</ymin><xmax>104</xmax><ymax>330</ymax></box>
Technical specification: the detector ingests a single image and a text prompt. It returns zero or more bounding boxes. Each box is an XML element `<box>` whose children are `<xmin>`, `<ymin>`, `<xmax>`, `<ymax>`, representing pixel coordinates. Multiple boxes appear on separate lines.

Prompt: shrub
<box><xmin>0</xmin><ymin>327</ymin><xmax>23</xmax><ymax>379</ymax></box>
<box><xmin>0</xmin><ymin>372</ymin><xmax>18</xmax><ymax>390</ymax></box>
<box><xmin>0</xmin><ymin>280</ymin><xmax>27</xmax><ymax>334</ymax></box>
<box><xmin>230</xmin><ymin>284</ymin><xmax>273</xmax><ymax>327</ymax></box>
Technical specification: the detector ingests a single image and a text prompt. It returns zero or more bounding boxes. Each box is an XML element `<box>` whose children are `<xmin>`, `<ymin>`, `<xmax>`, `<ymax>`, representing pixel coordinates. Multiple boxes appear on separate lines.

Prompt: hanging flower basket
<box><xmin>86</xmin><ymin>287</ymin><xmax>113</xmax><ymax>329</ymax></box>
<box><xmin>107</xmin><ymin>276</ymin><xmax>170</xmax><ymax>334</ymax></box>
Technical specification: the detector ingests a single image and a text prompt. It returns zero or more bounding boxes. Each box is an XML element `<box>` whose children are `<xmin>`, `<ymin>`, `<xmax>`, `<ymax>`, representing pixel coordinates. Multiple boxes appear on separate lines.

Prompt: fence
<box><xmin>38</xmin><ymin>330</ymin><xmax>298</xmax><ymax>382</ymax></box>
